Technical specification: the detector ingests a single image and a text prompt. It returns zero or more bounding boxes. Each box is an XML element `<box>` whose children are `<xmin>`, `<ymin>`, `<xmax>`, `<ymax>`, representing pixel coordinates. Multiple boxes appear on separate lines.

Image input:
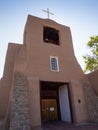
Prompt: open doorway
<box><xmin>40</xmin><ymin>81</ymin><xmax>72</xmax><ymax>123</ymax></box>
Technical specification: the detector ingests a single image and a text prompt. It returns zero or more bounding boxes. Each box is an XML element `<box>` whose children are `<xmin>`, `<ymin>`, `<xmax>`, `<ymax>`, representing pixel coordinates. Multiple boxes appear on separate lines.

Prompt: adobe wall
<box><xmin>14</xmin><ymin>44</ymin><xmax>26</xmax><ymax>74</ymax></box>
<box><xmin>24</xmin><ymin>15</ymin><xmax>89</xmax><ymax>125</ymax></box>
<box><xmin>0</xmin><ymin>43</ymin><xmax>21</xmax><ymax>117</ymax></box>
<box><xmin>87</xmin><ymin>70</ymin><xmax>98</xmax><ymax>95</ymax></box>
<box><xmin>81</xmin><ymin>77</ymin><xmax>98</xmax><ymax>123</ymax></box>
<box><xmin>27</xmin><ymin>76</ymin><xmax>89</xmax><ymax>126</ymax></box>
<box><xmin>25</xmin><ymin>15</ymin><xmax>84</xmax><ymax>82</ymax></box>
<box><xmin>27</xmin><ymin>76</ymin><xmax>41</xmax><ymax>127</ymax></box>
<box><xmin>69</xmin><ymin>80</ymin><xmax>89</xmax><ymax>123</ymax></box>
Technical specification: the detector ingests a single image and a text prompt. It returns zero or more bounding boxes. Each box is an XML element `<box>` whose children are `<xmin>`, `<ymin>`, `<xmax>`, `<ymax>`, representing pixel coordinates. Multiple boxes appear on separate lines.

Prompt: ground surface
<box><xmin>40</xmin><ymin>121</ymin><xmax>98</xmax><ymax>130</ymax></box>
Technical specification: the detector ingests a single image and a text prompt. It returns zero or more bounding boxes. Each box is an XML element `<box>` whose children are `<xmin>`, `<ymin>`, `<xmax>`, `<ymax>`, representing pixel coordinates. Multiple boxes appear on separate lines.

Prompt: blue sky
<box><xmin>0</xmin><ymin>0</ymin><xmax>98</xmax><ymax>78</ymax></box>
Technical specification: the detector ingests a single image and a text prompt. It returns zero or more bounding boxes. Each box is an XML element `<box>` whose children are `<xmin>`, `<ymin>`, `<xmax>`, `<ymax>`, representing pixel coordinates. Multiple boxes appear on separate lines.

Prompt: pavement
<box><xmin>41</xmin><ymin>121</ymin><xmax>98</xmax><ymax>130</ymax></box>
<box><xmin>1</xmin><ymin>117</ymin><xmax>98</xmax><ymax>130</ymax></box>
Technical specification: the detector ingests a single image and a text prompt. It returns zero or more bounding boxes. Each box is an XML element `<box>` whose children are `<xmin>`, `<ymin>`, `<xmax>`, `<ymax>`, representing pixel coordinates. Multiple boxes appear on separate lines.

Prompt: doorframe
<box><xmin>40</xmin><ymin>81</ymin><xmax>73</xmax><ymax>123</ymax></box>
<box><xmin>67</xmin><ymin>84</ymin><xmax>74</xmax><ymax>123</ymax></box>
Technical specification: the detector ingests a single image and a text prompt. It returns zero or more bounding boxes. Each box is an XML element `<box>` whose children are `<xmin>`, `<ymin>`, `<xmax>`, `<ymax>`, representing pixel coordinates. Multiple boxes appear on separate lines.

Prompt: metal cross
<box><xmin>42</xmin><ymin>8</ymin><xmax>54</xmax><ymax>19</ymax></box>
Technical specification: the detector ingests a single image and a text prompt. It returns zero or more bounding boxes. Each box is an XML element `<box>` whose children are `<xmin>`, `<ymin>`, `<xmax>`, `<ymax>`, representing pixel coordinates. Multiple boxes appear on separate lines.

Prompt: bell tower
<box><xmin>23</xmin><ymin>15</ymin><xmax>89</xmax><ymax>127</ymax></box>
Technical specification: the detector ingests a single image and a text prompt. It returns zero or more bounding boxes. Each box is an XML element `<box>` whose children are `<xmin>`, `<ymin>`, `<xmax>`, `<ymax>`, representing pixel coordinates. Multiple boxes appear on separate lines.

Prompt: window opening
<box><xmin>44</xmin><ymin>27</ymin><xmax>59</xmax><ymax>45</ymax></box>
<box><xmin>50</xmin><ymin>57</ymin><xmax>59</xmax><ymax>71</ymax></box>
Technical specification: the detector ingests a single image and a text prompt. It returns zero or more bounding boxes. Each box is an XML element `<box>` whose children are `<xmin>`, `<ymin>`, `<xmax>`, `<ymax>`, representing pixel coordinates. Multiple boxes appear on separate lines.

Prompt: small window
<box><xmin>43</xmin><ymin>27</ymin><xmax>59</xmax><ymax>45</ymax></box>
<box><xmin>50</xmin><ymin>56</ymin><xmax>59</xmax><ymax>71</ymax></box>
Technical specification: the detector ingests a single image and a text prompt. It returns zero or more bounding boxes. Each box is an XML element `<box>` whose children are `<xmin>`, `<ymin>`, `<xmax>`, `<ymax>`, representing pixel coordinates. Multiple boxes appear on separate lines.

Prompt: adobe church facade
<box><xmin>0</xmin><ymin>15</ymin><xmax>98</xmax><ymax>129</ymax></box>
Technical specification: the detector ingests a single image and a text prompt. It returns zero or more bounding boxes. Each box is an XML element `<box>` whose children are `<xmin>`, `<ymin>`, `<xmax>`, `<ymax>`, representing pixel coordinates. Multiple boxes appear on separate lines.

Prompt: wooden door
<box><xmin>41</xmin><ymin>99</ymin><xmax>58</xmax><ymax>121</ymax></box>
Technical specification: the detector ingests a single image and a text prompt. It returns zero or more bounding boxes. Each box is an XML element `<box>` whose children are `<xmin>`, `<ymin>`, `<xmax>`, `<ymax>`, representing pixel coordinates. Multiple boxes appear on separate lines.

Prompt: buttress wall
<box><xmin>0</xmin><ymin>43</ymin><xmax>21</xmax><ymax>117</ymax></box>
<box><xmin>87</xmin><ymin>70</ymin><xmax>98</xmax><ymax>95</ymax></box>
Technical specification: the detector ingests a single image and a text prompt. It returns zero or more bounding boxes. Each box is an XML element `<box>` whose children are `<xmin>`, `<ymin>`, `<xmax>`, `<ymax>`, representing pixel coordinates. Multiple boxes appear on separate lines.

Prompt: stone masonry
<box><xmin>9</xmin><ymin>73</ymin><xmax>31</xmax><ymax>130</ymax></box>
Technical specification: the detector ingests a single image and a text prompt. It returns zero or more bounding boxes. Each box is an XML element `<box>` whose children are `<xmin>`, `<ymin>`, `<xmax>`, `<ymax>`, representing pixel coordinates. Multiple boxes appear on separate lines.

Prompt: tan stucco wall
<box><xmin>25</xmin><ymin>15</ymin><xmax>84</xmax><ymax>82</ymax></box>
<box><xmin>87</xmin><ymin>70</ymin><xmax>98</xmax><ymax>95</ymax></box>
<box><xmin>69</xmin><ymin>80</ymin><xmax>89</xmax><ymax>123</ymax></box>
<box><xmin>27</xmin><ymin>76</ymin><xmax>41</xmax><ymax>127</ymax></box>
<box><xmin>14</xmin><ymin>44</ymin><xmax>26</xmax><ymax>74</ymax></box>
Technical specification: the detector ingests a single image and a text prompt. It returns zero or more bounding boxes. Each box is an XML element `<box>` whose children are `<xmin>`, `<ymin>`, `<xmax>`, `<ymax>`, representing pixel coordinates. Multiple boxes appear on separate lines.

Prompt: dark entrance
<box><xmin>40</xmin><ymin>81</ymin><xmax>72</xmax><ymax>123</ymax></box>
<box><xmin>40</xmin><ymin>81</ymin><xmax>66</xmax><ymax>122</ymax></box>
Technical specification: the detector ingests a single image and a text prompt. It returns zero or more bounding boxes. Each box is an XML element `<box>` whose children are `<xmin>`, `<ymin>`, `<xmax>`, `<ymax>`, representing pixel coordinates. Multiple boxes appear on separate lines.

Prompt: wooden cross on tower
<box><xmin>42</xmin><ymin>8</ymin><xmax>54</xmax><ymax>19</ymax></box>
